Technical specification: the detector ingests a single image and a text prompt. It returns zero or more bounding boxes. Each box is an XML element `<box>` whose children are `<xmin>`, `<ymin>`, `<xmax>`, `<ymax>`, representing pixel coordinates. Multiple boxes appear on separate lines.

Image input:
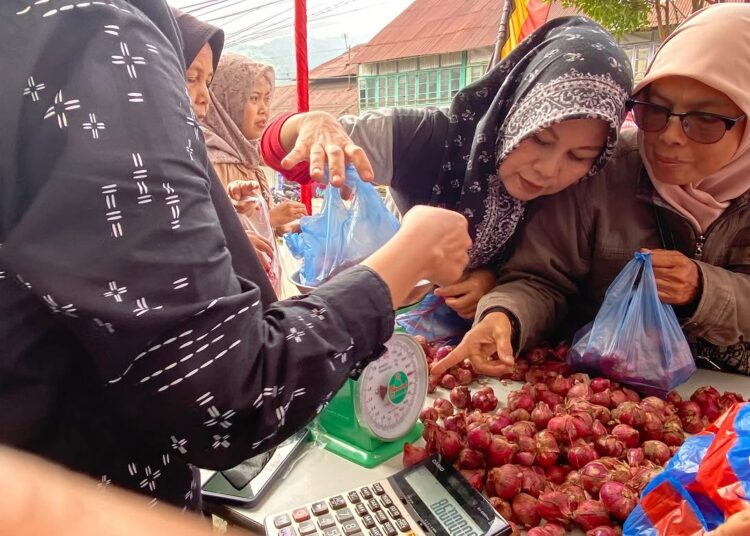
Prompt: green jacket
<box><xmin>477</xmin><ymin>129</ymin><xmax>750</xmax><ymax>374</ymax></box>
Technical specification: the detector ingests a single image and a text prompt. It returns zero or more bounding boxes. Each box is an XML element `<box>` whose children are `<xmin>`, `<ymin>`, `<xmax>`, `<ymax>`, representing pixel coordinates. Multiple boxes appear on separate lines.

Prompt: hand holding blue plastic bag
<box><xmin>285</xmin><ymin>164</ymin><xmax>400</xmax><ymax>287</ymax></box>
<box><xmin>568</xmin><ymin>251</ymin><xmax>696</xmax><ymax>396</ymax></box>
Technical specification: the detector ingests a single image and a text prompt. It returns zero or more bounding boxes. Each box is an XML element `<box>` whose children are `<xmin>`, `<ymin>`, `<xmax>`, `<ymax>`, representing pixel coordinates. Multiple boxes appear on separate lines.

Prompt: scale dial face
<box><xmin>355</xmin><ymin>333</ymin><xmax>428</xmax><ymax>440</ymax></box>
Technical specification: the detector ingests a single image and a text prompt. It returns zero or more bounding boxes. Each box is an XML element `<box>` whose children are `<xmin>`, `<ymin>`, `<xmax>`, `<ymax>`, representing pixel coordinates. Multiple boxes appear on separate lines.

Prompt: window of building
<box><xmin>359</xmin><ymin>54</ymin><xmax>469</xmax><ymax>111</ymax></box>
<box><xmin>398</xmin><ymin>58</ymin><xmax>418</xmax><ymax>72</ymax></box>
<box><xmin>623</xmin><ymin>43</ymin><xmax>654</xmax><ymax>81</ymax></box>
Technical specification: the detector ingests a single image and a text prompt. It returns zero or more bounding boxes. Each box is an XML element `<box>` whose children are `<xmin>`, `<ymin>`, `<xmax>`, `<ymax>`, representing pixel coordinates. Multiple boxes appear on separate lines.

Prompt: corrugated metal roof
<box><xmin>272</xmin><ymin>80</ymin><xmax>359</xmax><ymax>118</ymax></box>
<box><xmin>310</xmin><ymin>44</ymin><xmax>363</xmax><ymax>79</ymax></box>
<box><xmin>352</xmin><ymin>0</ymin><xmax>504</xmax><ymax>64</ymax></box>
<box><xmin>647</xmin><ymin>0</ymin><xmax>748</xmax><ymax>27</ymax></box>
<box><xmin>351</xmin><ymin>0</ymin><xmax>747</xmax><ymax>65</ymax></box>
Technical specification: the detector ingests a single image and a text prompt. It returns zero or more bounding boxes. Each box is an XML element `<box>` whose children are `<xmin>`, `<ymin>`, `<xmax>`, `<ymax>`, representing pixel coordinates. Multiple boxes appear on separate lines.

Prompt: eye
<box><xmin>531</xmin><ymin>133</ymin><xmax>552</xmax><ymax>146</ymax></box>
<box><xmin>568</xmin><ymin>152</ymin><xmax>597</xmax><ymax>163</ymax></box>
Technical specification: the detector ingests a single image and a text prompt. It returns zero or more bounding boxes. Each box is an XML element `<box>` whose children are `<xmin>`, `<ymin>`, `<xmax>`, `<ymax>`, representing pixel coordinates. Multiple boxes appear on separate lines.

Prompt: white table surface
<box><xmin>201</xmin><ymin>368</ymin><xmax>750</xmax><ymax>534</ymax></box>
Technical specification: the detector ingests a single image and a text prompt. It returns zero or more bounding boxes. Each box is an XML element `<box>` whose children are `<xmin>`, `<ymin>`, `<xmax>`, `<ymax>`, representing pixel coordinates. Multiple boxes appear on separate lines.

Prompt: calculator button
<box><xmin>360</xmin><ymin>487</ymin><xmax>373</xmax><ymax>500</ymax></box>
<box><xmin>374</xmin><ymin>511</ymin><xmax>388</xmax><ymax>524</ymax></box>
<box><xmin>367</xmin><ymin>499</ymin><xmax>381</xmax><ymax>512</ymax></box>
<box><xmin>278</xmin><ymin>528</ymin><xmax>297</xmax><ymax>536</ymax></box>
<box><xmin>386</xmin><ymin>506</ymin><xmax>401</xmax><ymax>520</ymax></box>
<box><xmin>381</xmin><ymin>521</ymin><xmax>397</xmax><ymax>536</ymax></box>
<box><xmin>361</xmin><ymin>515</ymin><xmax>376</xmax><ymax>529</ymax></box>
<box><xmin>347</xmin><ymin>491</ymin><xmax>361</xmax><ymax>504</ymax></box>
<box><xmin>323</xmin><ymin>528</ymin><xmax>340</xmax><ymax>536</ymax></box>
<box><xmin>312</xmin><ymin>502</ymin><xmax>329</xmax><ymax>516</ymax></box>
<box><xmin>336</xmin><ymin>509</ymin><xmax>354</xmax><ymax>523</ymax></box>
<box><xmin>341</xmin><ymin>521</ymin><xmax>362</xmax><ymax>536</ymax></box>
<box><xmin>293</xmin><ymin>507</ymin><xmax>311</xmax><ymax>523</ymax></box>
<box><xmin>318</xmin><ymin>514</ymin><xmax>336</xmax><ymax>530</ymax></box>
<box><xmin>299</xmin><ymin>521</ymin><xmax>318</xmax><ymax>535</ymax></box>
<box><xmin>329</xmin><ymin>495</ymin><xmax>347</xmax><ymax>510</ymax></box>
<box><xmin>355</xmin><ymin>504</ymin><xmax>368</xmax><ymax>517</ymax></box>
<box><xmin>380</xmin><ymin>495</ymin><xmax>393</xmax><ymax>508</ymax></box>
<box><xmin>274</xmin><ymin>514</ymin><xmax>293</xmax><ymax>529</ymax></box>
<box><xmin>369</xmin><ymin>529</ymin><xmax>383</xmax><ymax>536</ymax></box>
<box><xmin>372</xmin><ymin>483</ymin><xmax>385</xmax><ymax>495</ymax></box>
<box><xmin>394</xmin><ymin>519</ymin><xmax>410</xmax><ymax>533</ymax></box>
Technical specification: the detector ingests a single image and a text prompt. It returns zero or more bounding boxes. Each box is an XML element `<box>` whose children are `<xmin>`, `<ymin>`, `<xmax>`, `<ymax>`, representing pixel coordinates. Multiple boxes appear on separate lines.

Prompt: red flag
<box><xmin>294</xmin><ymin>0</ymin><xmax>313</xmax><ymax>214</ymax></box>
<box><xmin>501</xmin><ymin>0</ymin><xmax>551</xmax><ymax>58</ymax></box>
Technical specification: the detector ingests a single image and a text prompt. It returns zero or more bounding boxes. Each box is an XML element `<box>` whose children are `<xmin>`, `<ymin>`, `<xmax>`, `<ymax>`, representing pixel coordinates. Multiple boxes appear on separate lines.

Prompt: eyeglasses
<box><xmin>626</xmin><ymin>99</ymin><xmax>747</xmax><ymax>144</ymax></box>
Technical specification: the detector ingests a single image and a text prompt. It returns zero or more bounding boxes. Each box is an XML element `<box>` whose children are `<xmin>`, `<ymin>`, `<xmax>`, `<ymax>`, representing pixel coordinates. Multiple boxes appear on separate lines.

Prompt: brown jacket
<box><xmin>477</xmin><ymin>129</ymin><xmax>750</xmax><ymax>374</ymax></box>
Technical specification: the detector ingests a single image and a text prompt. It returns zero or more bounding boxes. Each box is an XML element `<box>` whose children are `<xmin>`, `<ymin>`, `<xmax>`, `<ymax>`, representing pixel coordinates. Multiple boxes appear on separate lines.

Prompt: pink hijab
<box><xmin>633</xmin><ymin>4</ymin><xmax>750</xmax><ymax>233</ymax></box>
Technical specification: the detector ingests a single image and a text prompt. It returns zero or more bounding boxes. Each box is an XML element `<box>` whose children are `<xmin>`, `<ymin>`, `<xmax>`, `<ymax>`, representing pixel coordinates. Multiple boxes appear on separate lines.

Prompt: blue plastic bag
<box><xmin>567</xmin><ymin>251</ymin><xmax>696</xmax><ymax>396</ymax></box>
<box><xmin>395</xmin><ymin>290</ymin><xmax>471</xmax><ymax>345</ymax></box>
<box><xmin>624</xmin><ymin>403</ymin><xmax>750</xmax><ymax>535</ymax></box>
<box><xmin>285</xmin><ymin>164</ymin><xmax>400</xmax><ymax>287</ymax></box>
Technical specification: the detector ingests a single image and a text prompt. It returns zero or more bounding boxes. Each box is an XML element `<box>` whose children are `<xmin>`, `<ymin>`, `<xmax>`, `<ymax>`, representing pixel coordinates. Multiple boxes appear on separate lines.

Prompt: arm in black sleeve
<box><xmin>1</xmin><ymin>3</ymin><xmax>394</xmax><ymax>469</ymax></box>
<box><xmin>390</xmin><ymin>107</ymin><xmax>451</xmax><ymax>213</ymax></box>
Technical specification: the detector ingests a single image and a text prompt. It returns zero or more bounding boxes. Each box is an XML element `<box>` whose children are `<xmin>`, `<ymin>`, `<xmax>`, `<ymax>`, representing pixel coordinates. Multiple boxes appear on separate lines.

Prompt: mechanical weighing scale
<box><xmin>313</xmin><ymin>331</ymin><xmax>429</xmax><ymax>468</ymax></box>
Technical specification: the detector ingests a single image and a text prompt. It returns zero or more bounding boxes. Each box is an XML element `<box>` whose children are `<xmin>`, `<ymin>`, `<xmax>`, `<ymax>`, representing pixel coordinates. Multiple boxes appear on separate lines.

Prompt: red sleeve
<box><xmin>260</xmin><ymin>113</ymin><xmax>313</xmax><ymax>185</ymax></box>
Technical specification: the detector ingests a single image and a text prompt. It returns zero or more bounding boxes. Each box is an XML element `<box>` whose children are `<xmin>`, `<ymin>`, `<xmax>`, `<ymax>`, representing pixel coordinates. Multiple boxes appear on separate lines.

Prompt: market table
<box><xmin>201</xmin><ymin>368</ymin><xmax>750</xmax><ymax>535</ymax></box>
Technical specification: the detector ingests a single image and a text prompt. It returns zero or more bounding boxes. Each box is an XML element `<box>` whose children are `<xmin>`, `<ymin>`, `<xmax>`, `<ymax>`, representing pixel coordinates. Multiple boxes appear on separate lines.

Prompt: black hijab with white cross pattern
<box><xmin>432</xmin><ymin>16</ymin><xmax>632</xmax><ymax>268</ymax></box>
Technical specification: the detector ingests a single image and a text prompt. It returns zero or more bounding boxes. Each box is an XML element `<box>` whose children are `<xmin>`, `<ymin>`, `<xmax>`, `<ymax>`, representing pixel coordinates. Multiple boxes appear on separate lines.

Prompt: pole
<box><xmin>489</xmin><ymin>0</ymin><xmax>514</xmax><ymax>71</ymax></box>
<box><xmin>294</xmin><ymin>0</ymin><xmax>313</xmax><ymax>214</ymax></box>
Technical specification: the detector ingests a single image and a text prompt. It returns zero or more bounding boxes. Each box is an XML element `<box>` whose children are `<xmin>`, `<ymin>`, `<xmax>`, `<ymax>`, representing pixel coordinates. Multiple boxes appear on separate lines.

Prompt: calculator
<box><xmin>264</xmin><ymin>455</ymin><xmax>511</xmax><ymax>536</ymax></box>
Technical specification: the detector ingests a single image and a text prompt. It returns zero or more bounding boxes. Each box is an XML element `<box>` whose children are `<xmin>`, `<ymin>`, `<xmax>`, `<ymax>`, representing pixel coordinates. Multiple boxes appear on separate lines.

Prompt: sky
<box><xmin>168</xmin><ymin>0</ymin><xmax>415</xmax><ymax>47</ymax></box>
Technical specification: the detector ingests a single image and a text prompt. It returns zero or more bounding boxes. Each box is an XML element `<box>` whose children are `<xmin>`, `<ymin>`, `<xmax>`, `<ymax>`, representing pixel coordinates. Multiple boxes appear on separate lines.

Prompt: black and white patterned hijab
<box><xmin>432</xmin><ymin>16</ymin><xmax>633</xmax><ymax>268</ymax></box>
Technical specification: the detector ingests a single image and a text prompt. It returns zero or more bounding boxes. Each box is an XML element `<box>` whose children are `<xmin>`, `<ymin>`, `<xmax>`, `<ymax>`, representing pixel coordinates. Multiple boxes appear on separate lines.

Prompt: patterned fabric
<box><xmin>432</xmin><ymin>16</ymin><xmax>632</xmax><ymax>268</ymax></box>
<box><xmin>0</xmin><ymin>0</ymin><xmax>394</xmax><ymax>509</ymax></box>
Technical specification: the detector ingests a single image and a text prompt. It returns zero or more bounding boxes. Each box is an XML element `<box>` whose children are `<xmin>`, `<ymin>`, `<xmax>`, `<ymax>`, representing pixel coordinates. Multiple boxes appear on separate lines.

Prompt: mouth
<box><xmin>518</xmin><ymin>176</ymin><xmax>545</xmax><ymax>194</ymax></box>
<box><xmin>256</xmin><ymin>120</ymin><xmax>267</xmax><ymax>130</ymax></box>
<box><xmin>654</xmin><ymin>153</ymin><xmax>686</xmax><ymax>167</ymax></box>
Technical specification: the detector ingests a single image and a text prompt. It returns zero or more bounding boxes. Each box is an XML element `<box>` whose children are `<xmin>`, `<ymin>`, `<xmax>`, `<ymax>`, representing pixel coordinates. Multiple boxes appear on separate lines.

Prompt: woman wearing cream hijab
<box><xmin>436</xmin><ymin>3</ymin><xmax>750</xmax><ymax>378</ymax></box>
<box><xmin>203</xmin><ymin>53</ymin><xmax>307</xmax><ymax>236</ymax></box>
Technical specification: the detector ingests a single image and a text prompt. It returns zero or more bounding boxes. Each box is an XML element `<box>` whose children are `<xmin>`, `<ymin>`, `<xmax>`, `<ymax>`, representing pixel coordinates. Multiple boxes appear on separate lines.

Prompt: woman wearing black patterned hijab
<box><xmin>262</xmin><ymin>16</ymin><xmax>633</xmax><ymax>318</ymax></box>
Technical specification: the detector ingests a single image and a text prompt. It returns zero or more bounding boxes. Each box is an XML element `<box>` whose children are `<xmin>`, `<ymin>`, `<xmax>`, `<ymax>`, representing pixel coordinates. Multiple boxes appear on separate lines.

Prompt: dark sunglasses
<box><xmin>626</xmin><ymin>99</ymin><xmax>746</xmax><ymax>144</ymax></box>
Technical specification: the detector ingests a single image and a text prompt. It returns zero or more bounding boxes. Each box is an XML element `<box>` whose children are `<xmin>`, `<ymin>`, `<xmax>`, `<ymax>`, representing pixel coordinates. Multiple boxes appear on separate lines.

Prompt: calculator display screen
<box><xmin>405</xmin><ymin>467</ymin><xmax>482</xmax><ymax>536</ymax></box>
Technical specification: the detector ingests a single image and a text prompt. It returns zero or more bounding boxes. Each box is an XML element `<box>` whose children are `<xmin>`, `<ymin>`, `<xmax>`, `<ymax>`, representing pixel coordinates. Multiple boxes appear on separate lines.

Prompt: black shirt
<box><xmin>0</xmin><ymin>0</ymin><xmax>394</xmax><ymax>508</ymax></box>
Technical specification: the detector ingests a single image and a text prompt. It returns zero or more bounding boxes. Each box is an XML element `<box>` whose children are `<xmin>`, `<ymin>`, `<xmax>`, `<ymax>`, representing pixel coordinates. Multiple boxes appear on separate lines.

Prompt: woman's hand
<box><xmin>246</xmin><ymin>230</ymin><xmax>273</xmax><ymax>270</ymax></box>
<box><xmin>642</xmin><ymin>248</ymin><xmax>701</xmax><ymax>305</ymax></box>
<box><xmin>429</xmin><ymin>312</ymin><xmax>515</xmax><ymax>379</ymax></box>
<box><xmin>708</xmin><ymin>510</ymin><xmax>750</xmax><ymax>536</ymax></box>
<box><xmin>269</xmin><ymin>200</ymin><xmax>307</xmax><ymax>229</ymax></box>
<box><xmin>227</xmin><ymin>179</ymin><xmax>260</xmax><ymax>214</ymax></box>
<box><xmin>434</xmin><ymin>268</ymin><xmax>496</xmax><ymax>319</ymax></box>
<box><xmin>280</xmin><ymin>111</ymin><xmax>374</xmax><ymax>189</ymax></box>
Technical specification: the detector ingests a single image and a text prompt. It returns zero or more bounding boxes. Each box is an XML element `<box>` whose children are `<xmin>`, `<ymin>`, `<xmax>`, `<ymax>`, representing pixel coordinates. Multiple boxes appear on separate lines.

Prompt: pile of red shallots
<box><xmin>405</xmin><ymin>340</ymin><xmax>745</xmax><ymax>536</ymax></box>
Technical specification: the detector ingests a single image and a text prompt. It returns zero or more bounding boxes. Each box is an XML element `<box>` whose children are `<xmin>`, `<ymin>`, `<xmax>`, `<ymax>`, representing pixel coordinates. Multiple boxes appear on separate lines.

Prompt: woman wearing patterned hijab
<box><xmin>435</xmin><ymin>3</ymin><xmax>750</xmax><ymax>379</ymax></box>
<box><xmin>262</xmin><ymin>16</ymin><xmax>633</xmax><ymax>319</ymax></box>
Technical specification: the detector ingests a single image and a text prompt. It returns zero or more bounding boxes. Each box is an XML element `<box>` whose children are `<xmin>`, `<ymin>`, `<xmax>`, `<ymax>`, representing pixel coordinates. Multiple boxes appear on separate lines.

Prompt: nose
<box><xmin>659</xmin><ymin>115</ymin><xmax>688</xmax><ymax>145</ymax></box>
<box><xmin>196</xmin><ymin>83</ymin><xmax>209</xmax><ymax>107</ymax></box>
<box><xmin>531</xmin><ymin>152</ymin><xmax>562</xmax><ymax>181</ymax></box>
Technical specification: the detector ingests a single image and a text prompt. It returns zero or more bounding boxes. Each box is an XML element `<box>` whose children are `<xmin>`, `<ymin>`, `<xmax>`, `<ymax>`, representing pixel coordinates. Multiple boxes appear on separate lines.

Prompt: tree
<box><xmin>551</xmin><ymin>0</ymin><xmax>715</xmax><ymax>39</ymax></box>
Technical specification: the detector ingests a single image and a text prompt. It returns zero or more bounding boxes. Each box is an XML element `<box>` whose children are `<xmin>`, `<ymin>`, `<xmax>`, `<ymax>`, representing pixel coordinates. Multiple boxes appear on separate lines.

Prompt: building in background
<box><xmin>271</xmin><ymin>0</ymin><xmax>739</xmax><ymax>118</ymax></box>
<box><xmin>272</xmin><ymin>44</ymin><xmax>363</xmax><ymax>118</ymax></box>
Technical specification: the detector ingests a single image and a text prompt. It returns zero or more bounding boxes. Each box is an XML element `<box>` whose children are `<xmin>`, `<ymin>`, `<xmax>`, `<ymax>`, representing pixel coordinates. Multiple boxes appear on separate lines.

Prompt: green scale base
<box><xmin>313</xmin><ymin>377</ymin><xmax>424</xmax><ymax>468</ymax></box>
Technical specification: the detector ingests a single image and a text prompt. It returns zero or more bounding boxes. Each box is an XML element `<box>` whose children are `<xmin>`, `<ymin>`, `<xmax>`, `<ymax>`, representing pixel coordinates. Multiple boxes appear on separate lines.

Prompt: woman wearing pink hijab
<box><xmin>434</xmin><ymin>3</ymin><xmax>750</xmax><ymax>378</ymax></box>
